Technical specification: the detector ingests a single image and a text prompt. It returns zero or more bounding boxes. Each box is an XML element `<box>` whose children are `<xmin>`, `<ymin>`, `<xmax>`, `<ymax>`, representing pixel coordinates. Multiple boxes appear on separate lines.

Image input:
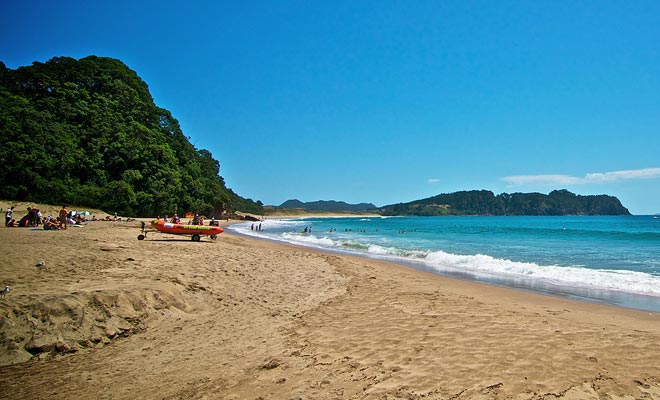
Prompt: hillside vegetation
<box><xmin>379</xmin><ymin>189</ymin><xmax>631</xmax><ymax>216</ymax></box>
<box><xmin>0</xmin><ymin>56</ymin><xmax>262</xmax><ymax>217</ymax></box>
<box><xmin>277</xmin><ymin>199</ymin><xmax>378</xmax><ymax>213</ymax></box>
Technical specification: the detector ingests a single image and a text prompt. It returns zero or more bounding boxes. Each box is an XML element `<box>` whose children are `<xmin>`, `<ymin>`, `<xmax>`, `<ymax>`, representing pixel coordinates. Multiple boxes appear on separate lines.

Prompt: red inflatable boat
<box><xmin>137</xmin><ymin>219</ymin><xmax>224</xmax><ymax>241</ymax></box>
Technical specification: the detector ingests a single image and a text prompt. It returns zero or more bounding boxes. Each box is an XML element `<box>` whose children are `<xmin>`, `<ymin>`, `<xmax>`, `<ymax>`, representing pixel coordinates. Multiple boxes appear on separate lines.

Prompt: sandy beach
<box><xmin>1</xmin><ymin>216</ymin><xmax>659</xmax><ymax>399</ymax></box>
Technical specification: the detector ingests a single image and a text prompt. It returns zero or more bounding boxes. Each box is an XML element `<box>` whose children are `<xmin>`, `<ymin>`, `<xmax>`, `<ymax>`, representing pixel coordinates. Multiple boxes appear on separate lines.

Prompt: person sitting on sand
<box><xmin>17</xmin><ymin>209</ymin><xmax>32</xmax><ymax>227</ymax></box>
<box><xmin>43</xmin><ymin>217</ymin><xmax>60</xmax><ymax>230</ymax></box>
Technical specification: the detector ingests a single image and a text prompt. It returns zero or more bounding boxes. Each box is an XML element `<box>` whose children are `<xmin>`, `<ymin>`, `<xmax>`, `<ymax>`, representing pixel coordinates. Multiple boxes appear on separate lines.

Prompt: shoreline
<box><xmin>227</xmin><ymin>226</ymin><xmax>660</xmax><ymax>316</ymax></box>
<box><xmin>1</xmin><ymin>219</ymin><xmax>659</xmax><ymax>398</ymax></box>
<box><xmin>228</xmin><ymin>218</ymin><xmax>660</xmax><ymax>313</ymax></box>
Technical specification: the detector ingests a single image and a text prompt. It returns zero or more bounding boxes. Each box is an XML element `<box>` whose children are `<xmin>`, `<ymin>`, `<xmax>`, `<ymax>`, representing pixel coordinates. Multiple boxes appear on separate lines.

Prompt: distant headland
<box><xmin>269</xmin><ymin>200</ymin><xmax>378</xmax><ymax>214</ymax></box>
<box><xmin>273</xmin><ymin>190</ymin><xmax>631</xmax><ymax>216</ymax></box>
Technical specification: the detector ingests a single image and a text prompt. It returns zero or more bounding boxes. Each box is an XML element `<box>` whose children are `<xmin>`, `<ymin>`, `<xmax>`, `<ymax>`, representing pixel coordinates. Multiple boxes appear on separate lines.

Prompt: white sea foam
<box><xmin>228</xmin><ymin>221</ymin><xmax>660</xmax><ymax>300</ymax></box>
<box><xmin>230</xmin><ymin>220</ymin><xmax>304</xmax><ymax>236</ymax></box>
<box><xmin>261</xmin><ymin>219</ymin><xmax>306</xmax><ymax>227</ymax></box>
<box><xmin>421</xmin><ymin>250</ymin><xmax>660</xmax><ymax>297</ymax></box>
<box><xmin>367</xmin><ymin>244</ymin><xmax>390</xmax><ymax>255</ymax></box>
<box><xmin>281</xmin><ymin>232</ymin><xmax>337</xmax><ymax>247</ymax></box>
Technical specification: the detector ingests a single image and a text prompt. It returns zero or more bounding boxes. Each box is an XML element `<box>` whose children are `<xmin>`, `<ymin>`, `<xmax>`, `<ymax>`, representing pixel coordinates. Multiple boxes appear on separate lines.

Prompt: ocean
<box><xmin>228</xmin><ymin>215</ymin><xmax>660</xmax><ymax>312</ymax></box>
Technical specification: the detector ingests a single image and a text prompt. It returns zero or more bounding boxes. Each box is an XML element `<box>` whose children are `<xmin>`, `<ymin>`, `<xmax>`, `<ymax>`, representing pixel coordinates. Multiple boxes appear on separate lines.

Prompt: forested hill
<box><xmin>278</xmin><ymin>199</ymin><xmax>378</xmax><ymax>212</ymax></box>
<box><xmin>379</xmin><ymin>190</ymin><xmax>631</xmax><ymax>216</ymax></box>
<box><xmin>0</xmin><ymin>56</ymin><xmax>262</xmax><ymax>216</ymax></box>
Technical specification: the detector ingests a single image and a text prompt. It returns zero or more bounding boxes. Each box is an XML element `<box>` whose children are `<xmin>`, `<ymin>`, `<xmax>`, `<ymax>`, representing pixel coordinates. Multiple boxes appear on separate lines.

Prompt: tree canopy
<box><xmin>0</xmin><ymin>56</ymin><xmax>262</xmax><ymax>216</ymax></box>
<box><xmin>379</xmin><ymin>189</ymin><xmax>631</xmax><ymax>216</ymax></box>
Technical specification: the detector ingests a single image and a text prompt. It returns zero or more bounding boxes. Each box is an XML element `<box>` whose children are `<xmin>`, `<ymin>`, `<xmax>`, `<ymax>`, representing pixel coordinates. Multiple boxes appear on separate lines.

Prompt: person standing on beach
<box><xmin>5</xmin><ymin>206</ymin><xmax>14</xmax><ymax>227</ymax></box>
<box><xmin>59</xmin><ymin>205</ymin><xmax>68</xmax><ymax>230</ymax></box>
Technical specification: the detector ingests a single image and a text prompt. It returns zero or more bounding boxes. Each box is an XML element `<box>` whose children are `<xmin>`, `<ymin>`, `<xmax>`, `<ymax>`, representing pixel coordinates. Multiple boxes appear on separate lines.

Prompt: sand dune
<box><xmin>0</xmin><ymin>218</ymin><xmax>659</xmax><ymax>399</ymax></box>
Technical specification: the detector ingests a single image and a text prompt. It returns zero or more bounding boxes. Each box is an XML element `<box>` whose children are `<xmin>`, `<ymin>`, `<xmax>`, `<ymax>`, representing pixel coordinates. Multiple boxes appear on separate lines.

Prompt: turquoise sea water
<box><xmin>228</xmin><ymin>216</ymin><xmax>660</xmax><ymax>312</ymax></box>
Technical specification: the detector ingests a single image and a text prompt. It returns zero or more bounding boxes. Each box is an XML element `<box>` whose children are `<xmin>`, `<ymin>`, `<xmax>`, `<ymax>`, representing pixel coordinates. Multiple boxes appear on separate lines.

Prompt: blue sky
<box><xmin>2</xmin><ymin>1</ymin><xmax>659</xmax><ymax>214</ymax></box>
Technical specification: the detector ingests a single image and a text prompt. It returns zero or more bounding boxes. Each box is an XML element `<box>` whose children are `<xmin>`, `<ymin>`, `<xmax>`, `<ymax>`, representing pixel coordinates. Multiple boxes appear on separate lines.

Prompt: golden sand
<box><xmin>0</xmin><ymin>217</ymin><xmax>659</xmax><ymax>399</ymax></box>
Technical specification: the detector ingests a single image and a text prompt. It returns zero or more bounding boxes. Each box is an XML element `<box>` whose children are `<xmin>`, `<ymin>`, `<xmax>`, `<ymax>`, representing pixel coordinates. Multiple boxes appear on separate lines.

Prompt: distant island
<box><xmin>379</xmin><ymin>189</ymin><xmax>631</xmax><ymax>216</ymax></box>
<box><xmin>270</xmin><ymin>190</ymin><xmax>630</xmax><ymax>216</ymax></box>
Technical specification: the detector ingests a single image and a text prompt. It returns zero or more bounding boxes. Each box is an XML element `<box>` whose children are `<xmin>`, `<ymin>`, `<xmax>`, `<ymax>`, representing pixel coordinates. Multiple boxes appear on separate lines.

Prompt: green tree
<box><xmin>0</xmin><ymin>56</ymin><xmax>262</xmax><ymax>217</ymax></box>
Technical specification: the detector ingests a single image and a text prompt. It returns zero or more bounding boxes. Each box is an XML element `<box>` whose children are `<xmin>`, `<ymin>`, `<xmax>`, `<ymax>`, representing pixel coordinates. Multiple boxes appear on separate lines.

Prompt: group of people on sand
<box><xmin>105</xmin><ymin>212</ymin><xmax>135</xmax><ymax>222</ymax></box>
<box><xmin>3</xmin><ymin>205</ymin><xmax>93</xmax><ymax>230</ymax></box>
<box><xmin>191</xmin><ymin>212</ymin><xmax>212</xmax><ymax>226</ymax></box>
<box><xmin>158</xmin><ymin>212</ymin><xmax>216</xmax><ymax>226</ymax></box>
<box><xmin>160</xmin><ymin>214</ymin><xmax>182</xmax><ymax>224</ymax></box>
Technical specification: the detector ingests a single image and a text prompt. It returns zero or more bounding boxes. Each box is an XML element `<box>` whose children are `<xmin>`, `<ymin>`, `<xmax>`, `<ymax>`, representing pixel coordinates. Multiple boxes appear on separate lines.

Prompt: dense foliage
<box><xmin>379</xmin><ymin>190</ymin><xmax>631</xmax><ymax>216</ymax></box>
<box><xmin>278</xmin><ymin>199</ymin><xmax>378</xmax><ymax>212</ymax></box>
<box><xmin>0</xmin><ymin>56</ymin><xmax>262</xmax><ymax>216</ymax></box>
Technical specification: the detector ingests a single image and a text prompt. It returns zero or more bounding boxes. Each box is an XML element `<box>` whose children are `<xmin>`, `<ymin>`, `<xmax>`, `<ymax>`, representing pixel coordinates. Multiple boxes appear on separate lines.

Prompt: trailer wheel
<box><xmin>192</xmin><ymin>234</ymin><xmax>201</xmax><ymax>242</ymax></box>
<box><xmin>138</xmin><ymin>234</ymin><xmax>145</xmax><ymax>240</ymax></box>
<box><xmin>210</xmin><ymin>234</ymin><xmax>217</xmax><ymax>240</ymax></box>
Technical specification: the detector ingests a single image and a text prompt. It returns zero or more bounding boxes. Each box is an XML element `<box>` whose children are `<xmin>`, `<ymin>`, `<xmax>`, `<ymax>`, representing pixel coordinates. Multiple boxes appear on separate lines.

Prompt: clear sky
<box><xmin>2</xmin><ymin>1</ymin><xmax>659</xmax><ymax>214</ymax></box>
